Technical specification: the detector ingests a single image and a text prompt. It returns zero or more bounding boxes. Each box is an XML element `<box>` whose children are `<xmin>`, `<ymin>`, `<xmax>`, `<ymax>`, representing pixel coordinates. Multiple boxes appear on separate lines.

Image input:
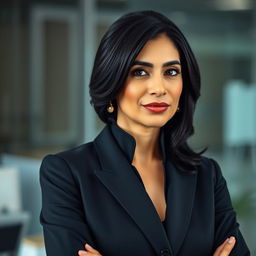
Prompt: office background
<box><xmin>0</xmin><ymin>0</ymin><xmax>256</xmax><ymax>255</ymax></box>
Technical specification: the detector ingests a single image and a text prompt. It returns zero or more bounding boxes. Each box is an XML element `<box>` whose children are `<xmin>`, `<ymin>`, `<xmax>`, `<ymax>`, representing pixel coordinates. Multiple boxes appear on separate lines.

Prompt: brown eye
<box><xmin>131</xmin><ymin>68</ymin><xmax>148</xmax><ymax>77</ymax></box>
<box><xmin>164</xmin><ymin>68</ymin><xmax>180</xmax><ymax>76</ymax></box>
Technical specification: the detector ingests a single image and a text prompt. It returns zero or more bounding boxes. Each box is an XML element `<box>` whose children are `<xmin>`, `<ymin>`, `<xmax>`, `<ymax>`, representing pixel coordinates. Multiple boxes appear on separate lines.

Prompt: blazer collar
<box><xmin>108</xmin><ymin>118</ymin><xmax>167</xmax><ymax>164</ymax></box>
<box><xmin>93</xmin><ymin>121</ymin><xmax>197</xmax><ymax>256</ymax></box>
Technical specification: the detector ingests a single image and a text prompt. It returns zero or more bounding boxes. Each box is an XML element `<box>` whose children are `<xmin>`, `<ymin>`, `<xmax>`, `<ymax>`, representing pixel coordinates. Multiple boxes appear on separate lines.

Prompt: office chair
<box><xmin>0</xmin><ymin>212</ymin><xmax>30</xmax><ymax>256</ymax></box>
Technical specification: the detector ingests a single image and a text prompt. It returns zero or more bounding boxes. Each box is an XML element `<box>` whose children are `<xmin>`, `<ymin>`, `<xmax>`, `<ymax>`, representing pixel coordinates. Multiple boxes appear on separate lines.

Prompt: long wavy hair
<box><xmin>89</xmin><ymin>10</ymin><xmax>205</xmax><ymax>173</ymax></box>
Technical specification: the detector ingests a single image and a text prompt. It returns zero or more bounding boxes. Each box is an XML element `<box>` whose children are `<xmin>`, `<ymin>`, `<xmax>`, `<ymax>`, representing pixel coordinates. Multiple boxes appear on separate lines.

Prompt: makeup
<box><xmin>142</xmin><ymin>102</ymin><xmax>170</xmax><ymax>113</ymax></box>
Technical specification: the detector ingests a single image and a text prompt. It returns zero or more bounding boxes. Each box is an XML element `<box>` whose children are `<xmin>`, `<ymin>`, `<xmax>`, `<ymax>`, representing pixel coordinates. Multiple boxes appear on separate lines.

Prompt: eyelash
<box><xmin>164</xmin><ymin>68</ymin><xmax>181</xmax><ymax>76</ymax></box>
<box><xmin>130</xmin><ymin>68</ymin><xmax>181</xmax><ymax>77</ymax></box>
<box><xmin>131</xmin><ymin>68</ymin><xmax>147</xmax><ymax>77</ymax></box>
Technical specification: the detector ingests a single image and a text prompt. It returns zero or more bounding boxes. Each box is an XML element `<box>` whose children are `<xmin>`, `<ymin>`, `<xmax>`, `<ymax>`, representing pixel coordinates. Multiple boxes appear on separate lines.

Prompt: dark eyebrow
<box><xmin>163</xmin><ymin>60</ymin><xmax>181</xmax><ymax>67</ymax></box>
<box><xmin>132</xmin><ymin>60</ymin><xmax>181</xmax><ymax>67</ymax></box>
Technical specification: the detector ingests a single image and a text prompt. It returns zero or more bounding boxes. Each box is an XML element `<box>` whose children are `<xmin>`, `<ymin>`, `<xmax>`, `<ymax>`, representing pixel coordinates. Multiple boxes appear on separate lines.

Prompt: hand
<box><xmin>77</xmin><ymin>238</ymin><xmax>236</xmax><ymax>256</ymax></box>
<box><xmin>78</xmin><ymin>243</ymin><xmax>103</xmax><ymax>256</ymax></box>
<box><xmin>213</xmin><ymin>236</ymin><xmax>236</xmax><ymax>256</ymax></box>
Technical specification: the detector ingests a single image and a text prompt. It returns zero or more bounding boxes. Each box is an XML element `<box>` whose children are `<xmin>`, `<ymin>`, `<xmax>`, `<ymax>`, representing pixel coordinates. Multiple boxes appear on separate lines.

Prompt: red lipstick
<box><xmin>142</xmin><ymin>102</ymin><xmax>170</xmax><ymax>113</ymax></box>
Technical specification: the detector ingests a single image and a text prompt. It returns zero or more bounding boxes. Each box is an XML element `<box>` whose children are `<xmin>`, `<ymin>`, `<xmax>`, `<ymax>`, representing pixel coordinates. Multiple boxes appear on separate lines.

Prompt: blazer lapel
<box><xmin>164</xmin><ymin>160</ymin><xmax>198</xmax><ymax>255</ymax></box>
<box><xmin>93</xmin><ymin>125</ymin><xmax>173</xmax><ymax>255</ymax></box>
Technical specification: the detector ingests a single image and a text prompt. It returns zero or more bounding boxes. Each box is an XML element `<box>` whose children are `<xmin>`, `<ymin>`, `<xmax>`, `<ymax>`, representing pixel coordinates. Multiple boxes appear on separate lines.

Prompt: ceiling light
<box><xmin>214</xmin><ymin>0</ymin><xmax>253</xmax><ymax>11</ymax></box>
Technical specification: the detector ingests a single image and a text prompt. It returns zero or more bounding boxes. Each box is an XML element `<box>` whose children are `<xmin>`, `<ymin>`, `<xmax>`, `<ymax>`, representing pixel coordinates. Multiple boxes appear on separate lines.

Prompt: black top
<box><xmin>162</xmin><ymin>219</ymin><xmax>166</xmax><ymax>225</ymax></box>
<box><xmin>39</xmin><ymin>120</ymin><xmax>251</xmax><ymax>256</ymax></box>
<box><xmin>109</xmin><ymin>118</ymin><xmax>169</xmax><ymax>201</ymax></box>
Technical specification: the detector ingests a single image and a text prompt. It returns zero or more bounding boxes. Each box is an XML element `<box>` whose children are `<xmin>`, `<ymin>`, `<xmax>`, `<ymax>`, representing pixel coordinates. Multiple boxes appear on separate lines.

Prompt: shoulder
<box><xmin>42</xmin><ymin>141</ymin><xmax>95</xmax><ymax>164</ymax></box>
<box><xmin>197</xmin><ymin>156</ymin><xmax>224</xmax><ymax>186</ymax></box>
<box><xmin>56</xmin><ymin>141</ymin><xmax>96</xmax><ymax>163</ymax></box>
<box><xmin>40</xmin><ymin>141</ymin><xmax>99</xmax><ymax>181</ymax></box>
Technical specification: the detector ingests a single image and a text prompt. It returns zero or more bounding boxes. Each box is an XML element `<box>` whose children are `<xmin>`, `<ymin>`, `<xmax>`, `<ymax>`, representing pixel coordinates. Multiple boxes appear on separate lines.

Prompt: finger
<box><xmin>213</xmin><ymin>238</ymin><xmax>229</xmax><ymax>256</ymax></box>
<box><xmin>78</xmin><ymin>251</ymin><xmax>97</xmax><ymax>256</ymax></box>
<box><xmin>78</xmin><ymin>250</ymin><xmax>88</xmax><ymax>255</ymax></box>
<box><xmin>78</xmin><ymin>250</ymin><xmax>100</xmax><ymax>256</ymax></box>
<box><xmin>219</xmin><ymin>237</ymin><xmax>236</xmax><ymax>256</ymax></box>
<box><xmin>85</xmin><ymin>244</ymin><xmax>102</xmax><ymax>255</ymax></box>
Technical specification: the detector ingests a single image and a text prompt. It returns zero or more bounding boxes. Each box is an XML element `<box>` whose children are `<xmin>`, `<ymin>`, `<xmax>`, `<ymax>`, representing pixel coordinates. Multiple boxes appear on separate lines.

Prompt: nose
<box><xmin>148</xmin><ymin>76</ymin><xmax>166</xmax><ymax>96</ymax></box>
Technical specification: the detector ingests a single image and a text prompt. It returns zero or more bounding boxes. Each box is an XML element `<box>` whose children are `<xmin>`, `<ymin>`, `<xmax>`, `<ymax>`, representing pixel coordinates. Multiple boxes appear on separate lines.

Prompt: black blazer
<box><xmin>40</xmin><ymin>121</ymin><xmax>250</xmax><ymax>256</ymax></box>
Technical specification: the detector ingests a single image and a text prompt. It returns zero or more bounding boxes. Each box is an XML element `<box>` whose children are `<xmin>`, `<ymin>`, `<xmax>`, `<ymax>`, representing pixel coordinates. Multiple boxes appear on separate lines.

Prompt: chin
<box><xmin>140</xmin><ymin>116</ymin><xmax>170</xmax><ymax>128</ymax></box>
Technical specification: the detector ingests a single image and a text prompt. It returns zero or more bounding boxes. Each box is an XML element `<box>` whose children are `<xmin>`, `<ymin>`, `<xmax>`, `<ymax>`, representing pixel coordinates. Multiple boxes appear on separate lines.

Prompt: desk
<box><xmin>19</xmin><ymin>234</ymin><xmax>46</xmax><ymax>256</ymax></box>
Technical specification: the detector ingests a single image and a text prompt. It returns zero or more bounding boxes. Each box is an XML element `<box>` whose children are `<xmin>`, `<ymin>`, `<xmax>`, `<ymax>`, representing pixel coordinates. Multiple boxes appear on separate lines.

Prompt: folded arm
<box><xmin>40</xmin><ymin>155</ymin><xmax>96</xmax><ymax>256</ymax></box>
<box><xmin>211</xmin><ymin>159</ymin><xmax>250</xmax><ymax>255</ymax></box>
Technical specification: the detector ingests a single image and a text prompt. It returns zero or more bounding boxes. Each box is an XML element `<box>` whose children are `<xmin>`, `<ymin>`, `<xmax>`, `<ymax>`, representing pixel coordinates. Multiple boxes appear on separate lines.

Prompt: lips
<box><xmin>142</xmin><ymin>102</ymin><xmax>170</xmax><ymax>113</ymax></box>
<box><xmin>143</xmin><ymin>102</ymin><xmax>170</xmax><ymax>107</ymax></box>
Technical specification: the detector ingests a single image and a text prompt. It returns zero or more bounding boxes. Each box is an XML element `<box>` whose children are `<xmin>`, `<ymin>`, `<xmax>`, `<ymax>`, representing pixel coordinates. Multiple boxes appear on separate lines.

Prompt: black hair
<box><xmin>89</xmin><ymin>10</ymin><xmax>206</xmax><ymax>173</ymax></box>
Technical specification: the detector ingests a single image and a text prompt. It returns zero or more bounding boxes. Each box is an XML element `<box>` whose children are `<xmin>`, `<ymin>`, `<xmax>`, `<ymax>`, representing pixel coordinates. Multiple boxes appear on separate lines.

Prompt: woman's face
<box><xmin>116</xmin><ymin>33</ymin><xmax>183</xmax><ymax>130</ymax></box>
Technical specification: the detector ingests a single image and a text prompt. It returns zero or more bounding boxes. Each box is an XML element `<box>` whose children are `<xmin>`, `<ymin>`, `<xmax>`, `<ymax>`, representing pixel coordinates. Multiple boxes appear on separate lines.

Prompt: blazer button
<box><xmin>160</xmin><ymin>248</ymin><xmax>170</xmax><ymax>256</ymax></box>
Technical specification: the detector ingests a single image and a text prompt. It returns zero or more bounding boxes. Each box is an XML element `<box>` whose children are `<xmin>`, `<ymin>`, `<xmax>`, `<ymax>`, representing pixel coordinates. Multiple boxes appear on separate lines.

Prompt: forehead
<box><xmin>135</xmin><ymin>33</ymin><xmax>180</xmax><ymax>62</ymax></box>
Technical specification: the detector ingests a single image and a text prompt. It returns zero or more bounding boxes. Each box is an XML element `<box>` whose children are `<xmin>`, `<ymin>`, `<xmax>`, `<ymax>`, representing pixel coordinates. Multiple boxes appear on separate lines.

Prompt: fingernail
<box><xmin>78</xmin><ymin>250</ymin><xmax>88</xmax><ymax>255</ymax></box>
<box><xmin>85</xmin><ymin>243</ymin><xmax>93</xmax><ymax>249</ymax></box>
<box><xmin>228</xmin><ymin>236</ymin><xmax>235</xmax><ymax>244</ymax></box>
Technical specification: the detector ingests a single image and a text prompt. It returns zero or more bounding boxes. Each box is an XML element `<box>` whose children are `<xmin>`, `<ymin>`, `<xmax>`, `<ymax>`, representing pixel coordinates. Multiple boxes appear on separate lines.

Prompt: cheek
<box><xmin>177</xmin><ymin>85</ymin><xmax>183</xmax><ymax>99</ymax></box>
<box><xmin>121</xmin><ymin>83</ymin><xmax>141</xmax><ymax>102</ymax></box>
<box><xmin>170</xmin><ymin>82</ymin><xmax>183</xmax><ymax>102</ymax></box>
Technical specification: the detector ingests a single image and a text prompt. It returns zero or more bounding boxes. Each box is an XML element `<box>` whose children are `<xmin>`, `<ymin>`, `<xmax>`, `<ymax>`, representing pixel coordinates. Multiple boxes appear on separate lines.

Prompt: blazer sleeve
<box><xmin>39</xmin><ymin>154</ymin><xmax>95</xmax><ymax>256</ymax></box>
<box><xmin>211</xmin><ymin>158</ymin><xmax>250</xmax><ymax>255</ymax></box>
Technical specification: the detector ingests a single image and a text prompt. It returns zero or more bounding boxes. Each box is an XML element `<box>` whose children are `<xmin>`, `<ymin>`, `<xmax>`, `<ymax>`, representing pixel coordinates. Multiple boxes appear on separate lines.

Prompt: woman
<box><xmin>39</xmin><ymin>10</ymin><xmax>250</xmax><ymax>256</ymax></box>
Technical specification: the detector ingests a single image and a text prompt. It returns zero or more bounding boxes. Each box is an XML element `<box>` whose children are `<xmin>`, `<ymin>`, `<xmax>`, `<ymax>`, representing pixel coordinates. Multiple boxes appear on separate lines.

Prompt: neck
<box><xmin>116</xmin><ymin>120</ymin><xmax>162</xmax><ymax>165</ymax></box>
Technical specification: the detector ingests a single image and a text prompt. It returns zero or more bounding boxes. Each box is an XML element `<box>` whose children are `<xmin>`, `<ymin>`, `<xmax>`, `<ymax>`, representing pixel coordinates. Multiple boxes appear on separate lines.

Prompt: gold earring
<box><xmin>107</xmin><ymin>101</ymin><xmax>114</xmax><ymax>113</ymax></box>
